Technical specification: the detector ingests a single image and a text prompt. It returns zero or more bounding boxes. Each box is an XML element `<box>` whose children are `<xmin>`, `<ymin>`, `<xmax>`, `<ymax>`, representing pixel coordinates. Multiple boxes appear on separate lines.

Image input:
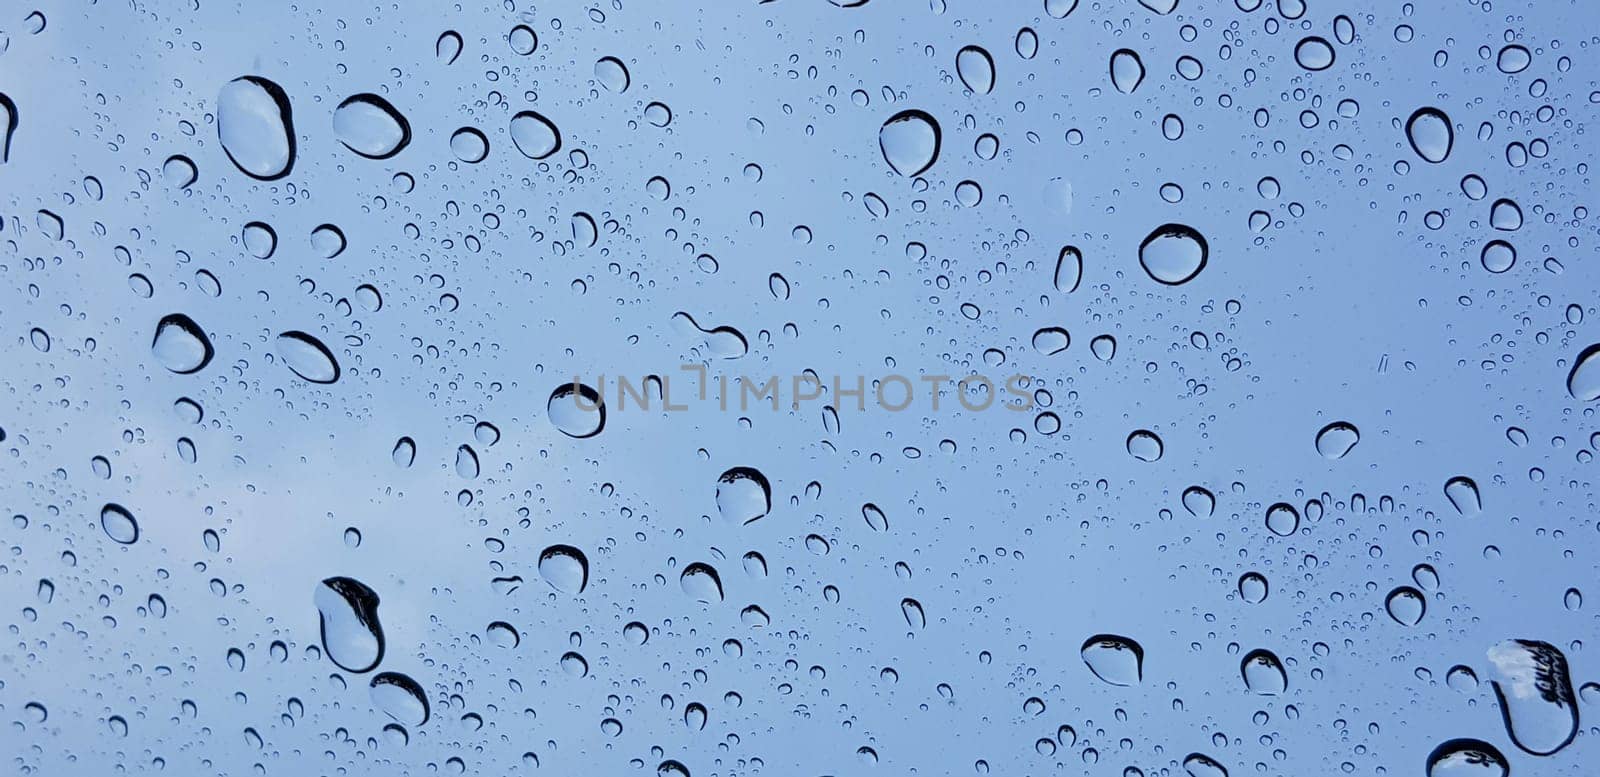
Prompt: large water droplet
<box><xmin>392</xmin><ymin>437</ymin><xmax>416</xmax><ymax>468</ymax></box>
<box><xmin>548</xmin><ymin>383</ymin><xmax>605</xmax><ymax>438</ymax></box>
<box><xmin>1314</xmin><ymin>421</ymin><xmax>1359</xmax><ymax>459</ymax></box>
<box><xmin>1241</xmin><ymin>649</ymin><xmax>1287</xmax><ymax>695</ymax></box>
<box><xmin>1238</xmin><ymin>572</ymin><xmax>1268</xmax><ymax>603</ymax></box>
<box><xmin>1081</xmin><ymin>634</ymin><xmax>1143</xmax><ymax>685</ymax></box>
<box><xmin>100</xmin><ymin>503</ymin><xmax>139</xmax><ymax>544</ymax></box>
<box><xmin>370</xmin><ymin>672</ymin><xmax>429</xmax><ymax>726</ymax></box>
<box><xmin>1265</xmin><ymin>502</ymin><xmax>1299</xmax><ymax>536</ymax></box>
<box><xmin>510</xmin><ymin>111</ymin><xmax>561</xmax><ymax>160</ymax></box>
<box><xmin>0</xmin><ymin>93</ymin><xmax>16</xmax><ymax>164</ymax></box>
<box><xmin>333</xmin><ymin>94</ymin><xmax>411</xmax><ymax>159</ymax></box>
<box><xmin>1182</xmin><ymin>486</ymin><xmax>1215</xmax><ymax>517</ymax></box>
<box><xmin>879</xmin><ymin>110</ymin><xmax>941</xmax><ymax>177</ymax></box>
<box><xmin>1044</xmin><ymin>0</ymin><xmax>1077</xmax><ymax>19</ymax></box>
<box><xmin>1293</xmin><ymin>37</ymin><xmax>1335</xmax><ymax>70</ymax></box>
<box><xmin>315</xmin><ymin>577</ymin><xmax>385</xmax><ymax>673</ymax></box>
<box><xmin>956</xmin><ymin>46</ymin><xmax>995</xmax><ymax>94</ymax></box>
<box><xmin>217</xmin><ymin>76</ymin><xmax>296</xmax><ymax>180</ymax></box>
<box><xmin>538</xmin><ymin>545</ymin><xmax>589</xmax><ymax>594</ymax></box>
<box><xmin>152</xmin><ymin>314</ymin><xmax>214</xmax><ymax>374</ymax></box>
<box><xmin>680</xmin><ymin>563</ymin><xmax>724</xmax><ymax>602</ymax></box>
<box><xmin>1406</xmin><ymin>108</ymin><xmax>1453</xmax><ymax>163</ymax></box>
<box><xmin>1126</xmin><ymin>430</ymin><xmax>1163</xmax><ymax>461</ymax></box>
<box><xmin>449</xmin><ymin>127</ymin><xmax>488</xmax><ymax>163</ymax></box>
<box><xmin>1496</xmin><ymin>45</ymin><xmax>1531</xmax><ymax>74</ymax></box>
<box><xmin>595</xmin><ymin>57</ymin><xmax>631</xmax><ymax>92</ymax></box>
<box><xmin>1566</xmin><ymin>344</ymin><xmax>1600</xmax><ymax>401</ymax></box>
<box><xmin>242</xmin><ymin>221</ymin><xmax>277</xmax><ymax>259</ymax></box>
<box><xmin>1054</xmin><ymin>246</ymin><xmax>1083</xmax><ymax>293</ymax></box>
<box><xmin>716</xmin><ymin>467</ymin><xmax>771</xmax><ymax>525</ymax></box>
<box><xmin>1182</xmin><ymin>753</ymin><xmax>1228</xmax><ymax>777</ymax></box>
<box><xmin>1139</xmin><ymin>224</ymin><xmax>1208</xmax><ymax>285</ymax></box>
<box><xmin>1109</xmin><ymin>49</ymin><xmax>1145</xmax><ymax>93</ymax></box>
<box><xmin>901</xmin><ymin>597</ymin><xmax>926</xmax><ymax>629</ymax></box>
<box><xmin>1486</xmin><ymin>639</ymin><xmax>1578</xmax><ymax>755</ymax></box>
<box><xmin>1386</xmin><ymin>586</ymin><xmax>1426</xmax><ymax>626</ymax></box>
<box><xmin>1425</xmin><ymin>739</ymin><xmax>1508</xmax><ymax>777</ymax></box>
<box><xmin>1444</xmin><ymin>476</ymin><xmax>1481</xmax><ymax>515</ymax></box>
<box><xmin>275</xmin><ymin>331</ymin><xmax>340</xmax><ymax>384</ymax></box>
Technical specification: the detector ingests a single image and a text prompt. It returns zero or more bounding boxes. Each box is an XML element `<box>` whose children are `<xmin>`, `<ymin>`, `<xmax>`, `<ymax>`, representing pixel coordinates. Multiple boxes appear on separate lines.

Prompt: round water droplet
<box><xmin>1126</xmin><ymin>430</ymin><xmax>1163</xmax><ymax>461</ymax></box>
<box><xmin>151</xmin><ymin>314</ymin><xmax>214</xmax><ymax>374</ymax></box>
<box><xmin>1496</xmin><ymin>45</ymin><xmax>1530</xmax><ymax>74</ymax></box>
<box><xmin>370</xmin><ymin>672</ymin><xmax>429</xmax><ymax>726</ymax></box>
<box><xmin>163</xmin><ymin>155</ymin><xmax>197</xmax><ymax>189</ymax></box>
<box><xmin>595</xmin><ymin>57</ymin><xmax>630</xmax><ymax>92</ymax></box>
<box><xmin>680</xmin><ymin>562</ymin><xmax>724</xmax><ymax>602</ymax></box>
<box><xmin>100</xmin><ymin>503</ymin><xmax>139</xmax><ymax>544</ymax></box>
<box><xmin>1444</xmin><ymin>476</ymin><xmax>1480</xmax><ymax>515</ymax></box>
<box><xmin>217</xmin><ymin>76</ymin><xmax>296</xmax><ymax>180</ymax></box>
<box><xmin>1241</xmin><ymin>649</ymin><xmax>1287</xmax><ymax>695</ymax></box>
<box><xmin>1490</xmin><ymin>199</ymin><xmax>1522</xmax><ymax>231</ymax></box>
<box><xmin>310</xmin><ymin>223</ymin><xmax>346</xmax><ymax>258</ymax></box>
<box><xmin>1425</xmin><ymin>739</ymin><xmax>1507</xmax><ymax>777</ymax></box>
<box><xmin>1238</xmin><ymin>572</ymin><xmax>1268</xmax><ymax>603</ymax></box>
<box><xmin>1139</xmin><ymin>223</ymin><xmax>1208</xmax><ymax>285</ymax></box>
<box><xmin>449</xmin><ymin>127</ymin><xmax>488</xmax><ymax>163</ymax></box>
<box><xmin>879</xmin><ymin>110</ymin><xmax>941</xmax><ymax>177</ymax></box>
<box><xmin>716</xmin><ymin>467</ymin><xmax>771</xmax><ymax>525</ymax></box>
<box><xmin>548</xmin><ymin>383</ymin><xmax>605</xmax><ymax>437</ymax></box>
<box><xmin>276</xmin><ymin>331</ymin><xmax>340</xmax><ymax>384</ymax></box>
<box><xmin>486</xmin><ymin>621</ymin><xmax>519</xmax><ymax>647</ymax></box>
<box><xmin>1486</xmin><ymin>639</ymin><xmax>1578</xmax><ymax>755</ymax></box>
<box><xmin>315</xmin><ymin>577</ymin><xmax>385</xmax><ymax>673</ymax></box>
<box><xmin>509</xmin><ymin>111</ymin><xmax>561</xmax><ymax>160</ymax></box>
<box><xmin>1314</xmin><ymin>421</ymin><xmax>1359</xmax><ymax>459</ymax></box>
<box><xmin>1082</xmin><ymin>634</ymin><xmax>1143</xmax><ymax>686</ymax></box>
<box><xmin>1265</xmin><ymin>502</ymin><xmax>1300</xmax><ymax>536</ymax></box>
<box><xmin>1385</xmin><ymin>586</ymin><xmax>1426</xmax><ymax>626</ymax></box>
<box><xmin>538</xmin><ymin>545</ymin><xmax>589</xmax><ymax>594</ymax></box>
<box><xmin>956</xmin><ymin>45</ymin><xmax>995</xmax><ymax>94</ymax></box>
<box><xmin>508</xmin><ymin>24</ymin><xmax>537</xmax><ymax>55</ymax></box>
<box><xmin>242</xmin><ymin>221</ymin><xmax>276</xmax><ymax>259</ymax></box>
<box><xmin>1044</xmin><ymin>0</ymin><xmax>1077</xmax><ymax>19</ymax></box>
<box><xmin>1293</xmin><ymin>37</ymin><xmax>1335</xmax><ymax>70</ymax></box>
<box><xmin>1109</xmin><ymin>49</ymin><xmax>1145</xmax><ymax>93</ymax></box>
<box><xmin>1406</xmin><ymin>108</ymin><xmax>1453</xmax><ymax>163</ymax></box>
<box><xmin>333</xmin><ymin>94</ymin><xmax>411</xmax><ymax>159</ymax></box>
<box><xmin>1480</xmin><ymin>240</ymin><xmax>1516</xmax><ymax>273</ymax></box>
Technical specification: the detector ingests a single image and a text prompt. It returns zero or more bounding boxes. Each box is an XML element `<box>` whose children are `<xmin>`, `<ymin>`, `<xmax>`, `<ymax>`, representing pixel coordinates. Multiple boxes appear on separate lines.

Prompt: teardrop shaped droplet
<box><xmin>901</xmin><ymin>597</ymin><xmax>926</xmax><ymax>629</ymax></box>
<box><xmin>152</xmin><ymin>314</ymin><xmax>215</xmax><ymax>374</ymax></box>
<box><xmin>1082</xmin><ymin>634</ymin><xmax>1143</xmax><ymax>686</ymax></box>
<box><xmin>1109</xmin><ymin>49</ymin><xmax>1145</xmax><ymax>93</ymax></box>
<box><xmin>333</xmin><ymin>94</ymin><xmax>411</xmax><ymax>159</ymax></box>
<box><xmin>1444</xmin><ymin>476</ymin><xmax>1480</xmax><ymax>515</ymax></box>
<box><xmin>862</xmin><ymin>503</ymin><xmax>889</xmax><ymax>532</ymax></box>
<box><xmin>680</xmin><ymin>562</ymin><xmax>724</xmax><ymax>603</ymax></box>
<box><xmin>537</xmin><ymin>544</ymin><xmax>589</xmax><ymax>594</ymax></box>
<box><xmin>1139</xmin><ymin>223</ymin><xmax>1208</xmax><ymax>285</ymax></box>
<box><xmin>217</xmin><ymin>76</ymin><xmax>296</xmax><ymax>180</ymax></box>
<box><xmin>435</xmin><ymin>30</ymin><xmax>463</xmax><ymax>64</ymax></box>
<box><xmin>1314</xmin><ymin>421</ymin><xmax>1359</xmax><ymax>459</ymax></box>
<box><xmin>315</xmin><ymin>576</ymin><xmax>385</xmax><ymax>673</ymax></box>
<box><xmin>370</xmin><ymin>672</ymin><xmax>429</xmax><ymax>726</ymax></box>
<box><xmin>956</xmin><ymin>45</ymin><xmax>995</xmax><ymax>94</ymax></box>
<box><xmin>879</xmin><ymin>109</ymin><xmax>941</xmax><ymax>177</ymax></box>
<box><xmin>1406</xmin><ymin>107</ymin><xmax>1453</xmax><ymax>163</ymax></box>
<box><xmin>509</xmin><ymin>110</ymin><xmax>562</xmax><ymax>160</ymax></box>
<box><xmin>1182</xmin><ymin>486</ymin><xmax>1215</xmax><ymax>517</ymax></box>
<box><xmin>392</xmin><ymin>437</ymin><xmax>416</xmax><ymax>468</ymax></box>
<box><xmin>595</xmin><ymin>57</ymin><xmax>630</xmax><ymax>92</ymax></box>
<box><xmin>548</xmin><ymin>383</ymin><xmax>605</xmax><ymax>438</ymax></box>
<box><xmin>716</xmin><ymin>467</ymin><xmax>771</xmax><ymax>525</ymax></box>
<box><xmin>275</xmin><ymin>331</ymin><xmax>340</xmax><ymax>384</ymax></box>
<box><xmin>1241</xmin><ymin>649</ymin><xmax>1287</xmax><ymax>695</ymax></box>
<box><xmin>100</xmin><ymin>503</ymin><xmax>139</xmax><ymax>545</ymax></box>
<box><xmin>1566</xmin><ymin>343</ymin><xmax>1600</xmax><ymax>401</ymax></box>
<box><xmin>1425</xmin><ymin>739</ymin><xmax>1508</xmax><ymax>777</ymax></box>
<box><xmin>1486</xmin><ymin>638</ymin><xmax>1578</xmax><ymax>755</ymax></box>
<box><xmin>1385</xmin><ymin>585</ymin><xmax>1426</xmax><ymax>626</ymax></box>
<box><xmin>1054</xmin><ymin>246</ymin><xmax>1083</xmax><ymax>293</ymax></box>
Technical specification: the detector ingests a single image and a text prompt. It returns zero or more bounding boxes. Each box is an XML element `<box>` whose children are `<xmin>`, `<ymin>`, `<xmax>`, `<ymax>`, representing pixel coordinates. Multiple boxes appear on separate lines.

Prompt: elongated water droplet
<box><xmin>333</xmin><ymin>94</ymin><xmax>410</xmax><ymax>159</ymax></box>
<box><xmin>548</xmin><ymin>383</ymin><xmax>605</xmax><ymax>438</ymax></box>
<box><xmin>315</xmin><ymin>577</ymin><xmax>385</xmax><ymax>673</ymax></box>
<box><xmin>1406</xmin><ymin>108</ymin><xmax>1453</xmax><ymax>163</ymax></box>
<box><xmin>1426</xmin><ymin>739</ymin><xmax>1508</xmax><ymax>777</ymax></box>
<box><xmin>1486</xmin><ymin>639</ymin><xmax>1578</xmax><ymax>755</ymax></box>
<box><xmin>956</xmin><ymin>46</ymin><xmax>994</xmax><ymax>94</ymax></box>
<box><xmin>1241</xmin><ymin>649</ymin><xmax>1287</xmax><ymax>695</ymax></box>
<box><xmin>0</xmin><ymin>92</ymin><xmax>16</xmax><ymax>164</ymax></box>
<box><xmin>509</xmin><ymin>111</ymin><xmax>561</xmax><ymax>160</ymax></box>
<box><xmin>879</xmin><ymin>110</ymin><xmax>941</xmax><ymax>177</ymax></box>
<box><xmin>217</xmin><ymin>76</ymin><xmax>295</xmax><ymax>180</ymax></box>
<box><xmin>370</xmin><ymin>672</ymin><xmax>429</xmax><ymax>726</ymax></box>
<box><xmin>1054</xmin><ymin>246</ymin><xmax>1082</xmax><ymax>293</ymax></box>
<box><xmin>595</xmin><ymin>57</ymin><xmax>630</xmax><ymax>92</ymax></box>
<box><xmin>1315</xmin><ymin>421</ymin><xmax>1359</xmax><ymax>459</ymax></box>
<box><xmin>1110</xmin><ymin>49</ymin><xmax>1145</xmax><ymax>93</ymax></box>
<box><xmin>1139</xmin><ymin>223</ymin><xmax>1208</xmax><ymax>285</ymax></box>
<box><xmin>684</xmin><ymin>702</ymin><xmax>707</xmax><ymax>731</ymax></box>
<box><xmin>392</xmin><ymin>437</ymin><xmax>415</xmax><ymax>467</ymax></box>
<box><xmin>538</xmin><ymin>545</ymin><xmax>589</xmax><ymax>594</ymax></box>
<box><xmin>1566</xmin><ymin>343</ymin><xmax>1600</xmax><ymax>401</ymax></box>
<box><xmin>681</xmin><ymin>563</ymin><xmax>724</xmax><ymax>602</ymax></box>
<box><xmin>1082</xmin><ymin>634</ymin><xmax>1143</xmax><ymax>686</ymax></box>
<box><xmin>862</xmin><ymin>503</ymin><xmax>889</xmax><ymax>532</ymax></box>
<box><xmin>1182</xmin><ymin>753</ymin><xmax>1228</xmax><ymax>777</ymax></box>
<box><xmin>435</xmin><ymin>30</ymin><xmax>463</xmax><ymax>64</ymax></box>
<box><xmin>716</xmin><ymin>467</ymin><xmax>771</xmax><ymax>525</ymax></box>
<box><xmin>276</xmin><ymin>331</ymin><xmax>340</xmax><ymax>384</ymax></box>
<box><xmin>152</xmin><ymin>314</ymin><xmax>214</xmax><ymax>374</ymax></box>
<box><xmin>1044</xmin><ymin>0</ymin><xmax>1077</xmax><ymax>19</ymax></box>
<box><xmin>1444</xmin><ymin>476</ymin><xmax>1480</xmax><ymax>515</ymax></box>
<box><xmin>454</xmin><ymin>444</ymin><xmax>479</xmax><ymax>479</ymax></box>
<box><xmin>1015</xmin><ymin>28</ymin><xmax>1038</xmax><ymax>59</ymax></box>
<box><xmin>1386</xmin><ymin>586</ymin><xmax>1426</xmax><ymax>625</ymax></box>
<box><xmin>100</xmin><ymin>504</ymin><xmax>139</xmax><ymax>544</ymax></box>
<box><xmin>901</xmin><ymin>597</ymin><xmax>926</xmax><ymax>629</ymax></box>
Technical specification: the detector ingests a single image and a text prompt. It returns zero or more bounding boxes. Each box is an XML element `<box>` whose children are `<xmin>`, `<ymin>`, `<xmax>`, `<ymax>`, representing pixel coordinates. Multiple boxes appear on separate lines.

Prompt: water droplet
<box><xmin>1496</xmin><ymin>45</ymin><xmax>1531</xmax><ymax>74</ymax></box>
<box><xmin>152</xmin><ymin>314</ymin><xmax>214</xmax><ymax>374</ymax></box>
<box><xmin>548</xmin><ymin>383</ymin><xmax>605</xmax><ymax>438</ymax></box>
<box><xmin>454</xmin><ymin>445</ymin><xmax>479</xmax><ymax>479</ymax></box>
<box><xmin>538</xmin><ymin>545</ymin><xmax>589</xmax><ymax>594</ymax></box>
<box><xmin>1406</xmin><ymin>108</ymin><xmax>1453</xmax><ymax>163</ymax></box>
<box><xmin>1490</xmin><ymin>199</ymin><xmax>1522</xmax><ymax>231</ymax></box>
<box><xmin>595</xmin><ymin>57</ymin><xmax>630</xmax><ymax>92</ymax></box>
<box><xmin>862</xmin><ymin>503</ymin><xmax>889</xmax><ymax>532</ymax></box>
<box><xmin>392</xmin><ymin>437</ymin><xmax>416</xmax><ymax>467</ymax></box>
<box><xmin>1126</xmin><ymin>430</ymin><xmax>1163</xmax><ymax>462</ymax></box>
<box><xmin>879</xmin><ymin>110</ymin><xmax>941</xmax><ymax>177</ymax></box>
<box><xmin>1265</xmin><ymin>502</ymin><xmax>1300</xmax><ymax>536</ymax></box>
<box><xmin>1564</xmin><ymin>588</ymin><xmax>1582</xmax><ymax>611</ymax></box>
<box><xmin>1314</xmin><ymin>421</ymin><xmax>1359</xmax><ymax>459</ymax></box>
<box><xmin>1241</xmin><ymin>649</ymin><xmax>1287</xmax><ymax>695</ymax></box>
<box><xmin>435</xmin><ymin>30</ymin><xmax>463</xmax><ymax>64</ymax></box>
<box><xmin>1385</xmin><ymin>586</ymin><xmax>1426</xmax><ymax>626</ymax></box>
<box><xmin>680</xmin><ymin>563</ymin><xmax>724</xmax><ymax>602</ymax></box>
<box><xmin>508</xmin><ymin>24</ymin><xmax>538</xmax><ymax>55</ymax></box>
<box><xmin>1566</xmin><ymin>344</ymin><xmax>1600</xmax><ymax>401</ymax></box>
<box><xmin>1425</xmin><ymin>739</ymin><xmax>1508</xmax><ymax>777</ymax></box>
<box><xmin>1091</xmin><ymin>335</ymin><xmax>1117</xmax><ymax>361</ymax></box>
<box><xmin>1238</xmin><ymin>572</ymin><xmax>1268</xmax><ymax>603</ymax></box>
<box><xmin>310</xmin><ymin>223</ymin><xmax>346</xmax><ymax>258</ymax></box>
<box><xmin>1032</xmin><ymin>327</ymin><xmax>1070</xmax><ymax>356</ymax></box>
<box><xmin>486</xmin><ymin>621</ymin><xmax>520</xmax><ymax>648</ymax></box>
<box><xmin>1044</xmin><ymin>0</ymin><xmax>1077</xmax><ymax>19</ymax></box>
<box><xmin>684</xmin><ymin>702</ymin><xmax>707</xmax><ymax>731</ymax></box>
<box><xmin>1486</xmin><ymin>639</ymin><xmax>1578</xmax><ymax>755</ymax></box>
<box><xmin>716</xmin><ymin>467</ymin><xmax>771</xmax><ymax>525</ymax></box>
<box><xmin>333</xmin><ymin>94</ymin><xmax>411</xmax><ymax>159</ymax></box>
<box><xmin>275</xmin><ymin>331</ymin><xmax>340</xmax><ymax>384</ymax></box>
<box><xmin>163</xmin><ymin>155</ymin><xmax>197</xmax><ymax>189</ymax></box>
<box><xmin>243</xmin><ymin>221</ymin><xmax>277</xmax><ymax>259</ymax></box>
<box><xmin>901</xmin><ymin>597</ymin><xmax>926</xmax><ymax>629</ymax></box>
<box><xmin>449</xmin><ymin>127</ymin><xmax>488</xmax><ymax>163</ymax></box>
<box><xmin>1182</xmin><ymin>486</ymin><xmax>1215</xmax><ymax>517</ymax></box>
<box><xmin>1054</xmin><ymin>246</ymin><xmax>1083</xmax><ymax>293</ymax></box>
<box><xmin>1480</xmin><ymin>240</ymin><xmax>1516</xmax><ymax>273</ymax></box>
<box><xmin>315</xmin><ymin>577</ymin><xmax>385</xmax><ymax>673</ymax></box>
<box><xmin>1015</xmin><ymin>28</ymin><xmax>1038</xmax><ymax>59</ymax></box>
<box><xmin>100</xmin><ymin>504</ymin><xmax>139</xmax><ymax>544</ymax></box>
<box><xmin>956</xmin><ymin>46</ymin><xmax>995</xmax><ymax>94</ymax></box>
<box><xmin>1182</xmin><ymin>753</ymin><xmax>1228</xmax><ymax>777</ymax></box>
<box><xmin>1109</xmin><ymin>49</ymin><xmax>1145</xmax><ymax>93</ymax></box>
<box><xmin>1293</xmin><ymin>37</ymin><xmax>1335</xmax><ymax>70</ymax></box>
<box><xmin>509</xmin><ymin>111</ymin><xmax>561</xmax><ymax>160</ymax></box>
<box><xmin>0</xmin><ymin>93</ymin><xmax>16</xmax><ymax>164</ymax></box>
<box><xmin>217</xmin><ymin>76</ymin><xmax>296</xmax><ymax>180</ymax></box>
<box><xmin>370</xmin><ymin>672</ymin><xmax>429</xmax><ymax>726</ymax></box>
<box><xmin>1444</xmin><ymin>476</ymin><xmax>1480</xmax><ymax>515</ymax></box>
<box><xmin>1139</xmin><ymin>223</ymin><xmax>1208</xmax><ymax>285</ymax></box>
<box><xmin>1082</xmin><ymin>634</ymin><xmax>1143</xmax><ymax>686</ymax></box>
